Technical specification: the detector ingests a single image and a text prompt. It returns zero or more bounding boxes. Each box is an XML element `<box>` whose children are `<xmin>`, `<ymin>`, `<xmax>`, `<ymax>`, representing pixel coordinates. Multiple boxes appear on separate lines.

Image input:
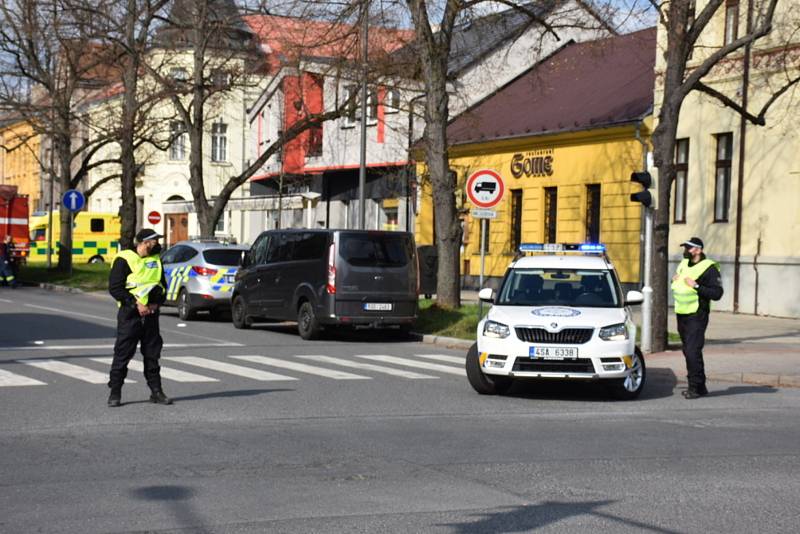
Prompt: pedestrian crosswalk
<box><xmin>0</xmin><ymin>353</ymin><xmax>465</xmax><ymax>388</ymax></box>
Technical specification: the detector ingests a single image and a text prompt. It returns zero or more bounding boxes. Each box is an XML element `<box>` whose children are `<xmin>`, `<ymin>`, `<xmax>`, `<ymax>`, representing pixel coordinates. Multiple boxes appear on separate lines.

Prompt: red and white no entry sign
<box><xmin>147</xmin><ymin>211</ymin><xmax>162</xmax><ymax>224</ymax></box>
<box><xmin>466</xmin><ymin>169</ymin><xmax>505</xmax><ymax>208</ymax></box>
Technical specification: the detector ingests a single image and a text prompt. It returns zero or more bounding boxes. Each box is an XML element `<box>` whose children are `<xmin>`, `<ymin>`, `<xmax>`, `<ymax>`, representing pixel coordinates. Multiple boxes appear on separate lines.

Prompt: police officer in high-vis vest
<box><xmin>107</xmin><ymin>229</ymin><xmax>171</xmax><ymax>407</ymax></box>
<box><xmin>671</xmin><ymin>237</ymin><xmax>723</xmax><ymax>399</ymax></box>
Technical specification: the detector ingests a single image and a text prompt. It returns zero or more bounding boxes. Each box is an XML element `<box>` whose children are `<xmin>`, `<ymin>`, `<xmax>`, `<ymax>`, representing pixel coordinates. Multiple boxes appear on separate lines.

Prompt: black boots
<box><xmin>149</xmin><ymin>389</ymin><xmax>173</xmax><ymax>405</ymax></box>
<box><xmin>108</xmin><ymin>387</ymin><xmax>122</xmax><ymax>407</ymax></box>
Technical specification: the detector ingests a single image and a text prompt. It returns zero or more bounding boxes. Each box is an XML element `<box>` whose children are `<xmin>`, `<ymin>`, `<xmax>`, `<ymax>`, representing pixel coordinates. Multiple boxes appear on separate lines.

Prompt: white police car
<box><xmin>466</xmin><ymin>243</ymin><xmax>646</xmax><ymax>399</ymax></box>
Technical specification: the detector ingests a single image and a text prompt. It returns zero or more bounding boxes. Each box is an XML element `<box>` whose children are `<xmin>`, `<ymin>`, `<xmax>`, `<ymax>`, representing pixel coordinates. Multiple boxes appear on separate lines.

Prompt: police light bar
<box><xmin>519</xmin><ymin>243</ymin><xmax>606</xmax><ymax>254</ymax></box>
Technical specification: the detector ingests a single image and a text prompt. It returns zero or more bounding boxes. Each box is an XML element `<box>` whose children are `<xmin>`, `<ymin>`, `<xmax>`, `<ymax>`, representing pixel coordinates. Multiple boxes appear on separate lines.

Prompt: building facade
<box><xmin>415</xmin><ymin>29</ymin><xmax>657</xmax><ymax>289</ymax></box>
<box><xmin>0</xmin><ymin>119</ymin><xmax>42</xmax><ymax>210</ymax></box>
<box><xmin>655</xmin><ymin>0</ymin><xmax>800</xmax><ymax>318</ymax></box>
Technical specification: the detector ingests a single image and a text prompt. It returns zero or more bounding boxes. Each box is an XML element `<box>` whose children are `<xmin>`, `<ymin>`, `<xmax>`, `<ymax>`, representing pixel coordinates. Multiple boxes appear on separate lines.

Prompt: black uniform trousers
<box><xmin>676</xmin><ymin>310</ymin><xmax>709</xmax><ymax>390</ymax></box>
<box><xmin>109</xmin><ymin>305</ymin><xmax>163</xmax><ymax>391</ymax></box>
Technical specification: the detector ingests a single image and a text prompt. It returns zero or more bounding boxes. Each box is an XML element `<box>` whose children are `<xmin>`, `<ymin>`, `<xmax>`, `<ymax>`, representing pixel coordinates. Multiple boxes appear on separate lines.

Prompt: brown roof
<box><xmin>447</xmin><ymin>27</ymin><xmax>656</xmax><ymax>146</ymax></box>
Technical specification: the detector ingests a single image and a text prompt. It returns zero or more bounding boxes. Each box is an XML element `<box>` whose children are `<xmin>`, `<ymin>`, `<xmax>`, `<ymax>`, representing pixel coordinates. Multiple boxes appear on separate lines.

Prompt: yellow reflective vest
<box><xmin>671</xmin><ymin>258</ymin><xmax>719</xmax><ymax>315</ymax></box>
<box><xmin>117</xmin><ymin>249</ymin><xmax>164</xmax><ymax>306</ymax></box>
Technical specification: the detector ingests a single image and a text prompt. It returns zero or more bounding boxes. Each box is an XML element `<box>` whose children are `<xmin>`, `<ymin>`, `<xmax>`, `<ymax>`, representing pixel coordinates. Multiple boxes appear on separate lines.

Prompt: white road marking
<box><xmin>0</xmin><ymin>342</ymin><xmax>239</xmax><ymax>352</ymax></box>
<box><xmin>353</xmin><ymin>355</ymin><xmax>465</xmax><ymax>376</ymax></box>
<box><xmin>0</xmin><ymin>298</ymin><xmax>13</xmax><ymax>304</ymax></box>
<box><xmin>91</xmin><ymin>358</ymin><xmax>218</xmax><ymax>383</ymax></box>
<box><xmin>23</xmin><ymin>303</ymin><xmax>242</xmax><ymax>345</ymax></box>
<box><xmin>296</xmin><ymin>355</ymin><xmax>439</xmax><ymax>379</ymax></box>
<box><xmin>414</xmin><ymin>353</ymin><xmax>465</xmax><ymax>365</ymax></box>
<box><xmin>231</xmin><ymin>355</ymin><xmax>370</xmax><ymax>380</ymax></box>
<box><xmin>164</xmin><ymin>356</ymin><xmax>297</xmax><ymax>381</ymax></box>
<box><xmin>19</xmin><ymin>359</ymin><xmax>134</xmax><ymax>384</ymax></box>
<box><xmin>0</xmin><ymin>369</ymin><xmax>46</xmax><ymax>387</ymax></box>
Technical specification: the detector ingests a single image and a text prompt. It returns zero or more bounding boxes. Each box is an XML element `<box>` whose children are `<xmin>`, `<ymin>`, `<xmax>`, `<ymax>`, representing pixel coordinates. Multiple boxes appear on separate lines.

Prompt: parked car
<box><xmin>161</xmin><ymin>240</ymin><xmax>249</xmax><ymax>320</ymax></box>
<box><xmin>232</xmin><ymin>229</ymin><xmax>418</xmax><ymax>339</ymax></box>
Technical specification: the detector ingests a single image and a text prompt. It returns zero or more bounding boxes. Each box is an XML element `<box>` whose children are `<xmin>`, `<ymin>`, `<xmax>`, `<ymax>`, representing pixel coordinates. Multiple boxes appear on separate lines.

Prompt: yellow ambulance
<box><xmin>29</xmin><ymin>211</ymin><xmax>121</xmax><ymax>264</ymax></box>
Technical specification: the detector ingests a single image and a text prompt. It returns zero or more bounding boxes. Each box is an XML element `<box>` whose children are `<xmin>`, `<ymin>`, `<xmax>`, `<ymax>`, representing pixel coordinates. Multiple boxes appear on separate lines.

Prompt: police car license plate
<box><xmin>530</xmin><ymin>346</ymin><xmax>578</xmax><ymax>359</ymax></box>
<box><xmin>225</xmin><ymin>275</ymin><xmax>235</xmax><ymax>284</ymax></box>
<box><xmin>364</xmin><ymin>302</ymin><xmax>392</xmax><ymax>311</ymax></box>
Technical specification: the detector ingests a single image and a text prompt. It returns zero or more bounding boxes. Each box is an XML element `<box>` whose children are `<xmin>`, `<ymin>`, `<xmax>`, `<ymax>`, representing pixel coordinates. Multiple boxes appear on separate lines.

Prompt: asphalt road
<box><xmin>1</xmin><ymin>288</ymin><xmax>799</xmax><ymax>533</ymax></box>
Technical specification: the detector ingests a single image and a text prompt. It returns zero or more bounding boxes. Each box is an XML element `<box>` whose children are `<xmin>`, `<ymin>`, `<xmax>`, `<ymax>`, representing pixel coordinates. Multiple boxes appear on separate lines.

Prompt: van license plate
<box><xmin>364</xmin><ymin>303</ymin><xmax>392</xmax><ymax>311</ymax></box>
<box><xmin>529</xmin><ymin>346</ymin><xmax>578</xmax><ymax>359</ymax></box>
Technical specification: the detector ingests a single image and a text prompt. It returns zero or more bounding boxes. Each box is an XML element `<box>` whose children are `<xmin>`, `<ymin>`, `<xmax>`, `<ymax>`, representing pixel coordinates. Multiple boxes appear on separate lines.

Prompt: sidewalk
<box><xmin>453</xmin><ymin>290</ymin><xmax>800</xmax><ymax>388</ymax></box>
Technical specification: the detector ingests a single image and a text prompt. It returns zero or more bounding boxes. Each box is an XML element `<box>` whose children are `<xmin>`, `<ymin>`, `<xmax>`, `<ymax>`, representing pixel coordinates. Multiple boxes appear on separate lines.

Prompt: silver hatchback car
<box><xmin>161</xmin><ymin>239</ymin><xmax>249</xmax><ymax>320</ymax></box>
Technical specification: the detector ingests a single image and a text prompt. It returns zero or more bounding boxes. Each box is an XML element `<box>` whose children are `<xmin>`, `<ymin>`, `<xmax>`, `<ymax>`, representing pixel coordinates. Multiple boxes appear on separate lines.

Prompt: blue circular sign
<box><xmin>62</xmin><ymin>189</ymin><xmax>85</xmax><ymax>212</ymax></box>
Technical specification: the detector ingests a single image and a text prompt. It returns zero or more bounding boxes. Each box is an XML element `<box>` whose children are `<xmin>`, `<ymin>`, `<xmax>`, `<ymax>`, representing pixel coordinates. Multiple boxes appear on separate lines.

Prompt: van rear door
<box><xmin>335</xmin><ymin>232</ymin><xmax>417</xmax><ymax>318</ymax></box>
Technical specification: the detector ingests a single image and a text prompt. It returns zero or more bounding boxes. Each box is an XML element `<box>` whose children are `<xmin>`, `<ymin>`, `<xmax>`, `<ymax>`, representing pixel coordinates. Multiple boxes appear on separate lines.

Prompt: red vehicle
<box><xmin>0</xmin><ymin>184</ymin><xmax>30</xmax><ymax>265</ymax></box>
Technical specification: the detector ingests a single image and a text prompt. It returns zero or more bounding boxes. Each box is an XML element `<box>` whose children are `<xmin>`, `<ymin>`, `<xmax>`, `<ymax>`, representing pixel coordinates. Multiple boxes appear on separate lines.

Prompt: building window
<box><xmin>367</xmin><ymin>90</ymin><xmax>378</xmax><ymax>122</ymax></box>
<box><xmin>725</xmin><ymin>0</ymin><xmax>739</xmax><ymax>45</ymax></box>
<box><xmin>687</xmin><ymin>1</ymin><xmax>696</xmax><ymax>59</ymax></box>
<box><xmin>169</xmin><ymin>67</ymin><xmax>188</xmax><ymax>82</ymax></box>
<box><xmin>169</xmin><ymin>121</ymin><xmax>186</xmax><ymax>160</ymax></box>
<box><xmin>385</xmin><ymin>88</ymin><xmax>401</xmax><ymax>114</ymax></box>
<box><xmin>307</xmin><ymin>125</ymin><xmax>322</xmax><ymax>157</ymax></box>
<box><xmin>344</xmin><ymin>85</ymin><xmax>358</xmax><ymax>125</ymax></box>
<box><xmin>211</xmin><ymin>122</ymin><xmax>228</xmax><ymax>162</ymax></box>
<box><xmin>211</xmin><ymin>69</ymin><xmax>230</xmax><ymax>89</ymax></box>
<box><xmin>510</xmin><ymin>189</ymin><xmax>522</xmax><ymax>252</ymax></box>
<box><xmin>544</xmin><ymin>187</ymin><xmax>557</xmax><ymax>243</ymax></box>
<box><xmin>674</xmin><ymin>139</ymin><xmax>689</xmax><ymax>223</ymax></box>
<box><xmin>714</xmin><ymin>133</ymin><xmax>733</xmax><ymax>222</ymax></box>
<box><xmin>585</xmin><ymin>184</ymin><xmax>601</xmax><ymax>243</ymax></box>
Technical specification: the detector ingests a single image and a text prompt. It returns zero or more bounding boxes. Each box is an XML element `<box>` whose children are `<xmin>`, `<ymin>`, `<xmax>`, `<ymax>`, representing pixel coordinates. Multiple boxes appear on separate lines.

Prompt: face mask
<box><xmin>150</xmin><ymin>244</ymin><xmax>162</xmax><ymax>255</ymax></box>
<box><xmin>683</xmin><ymin>250</ymin><xmax>692</xmax><ymax>259</ymax></box>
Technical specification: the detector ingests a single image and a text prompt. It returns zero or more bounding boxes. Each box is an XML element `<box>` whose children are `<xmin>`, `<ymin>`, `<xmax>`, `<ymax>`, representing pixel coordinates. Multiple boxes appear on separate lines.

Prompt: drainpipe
<box><xmin>406</xmin><ymin>93</ymin><xmax>426</xmax><ymax>234</ymax></box>
<box><xmin>733</xmin><ymin>0</ymin><xmax>753</xmax><ymax>313</ymax></box>
<box><xmin>635</xmin><ymin>120</ymin><xmax>653</xmax><ymax>354</ymax></box>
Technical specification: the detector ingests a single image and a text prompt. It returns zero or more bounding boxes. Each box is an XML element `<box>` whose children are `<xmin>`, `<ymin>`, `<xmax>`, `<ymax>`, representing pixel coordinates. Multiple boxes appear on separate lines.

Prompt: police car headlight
<box><xmin>599</xmin><ymin>323</ymin><xmax>628</xmax><ymax>341</ymax></box>
<box><xmin>483</xmin><ymin>320</ymin><xmax>510</xmax><ymax>339</ymax></box>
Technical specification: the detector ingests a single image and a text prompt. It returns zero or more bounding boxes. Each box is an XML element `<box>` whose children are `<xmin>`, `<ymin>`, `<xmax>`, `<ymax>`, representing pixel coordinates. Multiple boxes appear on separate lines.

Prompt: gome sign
<box><xmin>466</xmin><ymin>169</ymin><xmax>505</xmax><ymax>208</ymax></box>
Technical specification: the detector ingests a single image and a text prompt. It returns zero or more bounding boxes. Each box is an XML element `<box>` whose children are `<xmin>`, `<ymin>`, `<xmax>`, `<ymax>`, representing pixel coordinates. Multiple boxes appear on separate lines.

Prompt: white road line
<box><xmin>231</xmin><ymin>355</ymin><xmax>370</xmax><ymax>380</ymax></box>
<box><xmin>414</xmin><ymin>353</ymin><xmax>465</xmax><ymax>365</ymax></box>
<box><xmin>19</xmin><ymin>359</ymin><xmax>134</xmax><ymax>384</ymax></box>
<box><xmin>295</xmin><ymin>355</ymin><xmax>439</xmax><ymax>379</ymax></box>
<box><xmin>23</xmin><ymin>303</ymin><xmax>242</xmax><ymax>346</ymax></box>
<box><xmin>0</xmin><ymin>342</ymin><xmax>239</xmax><ymax>352</ymax></box>
<box><xmin>164</xmin><ymin>357</ymin><xmax>297</xmax><ymax>382</ymax></box>
<box><xmin>0</xmin><ymin>298</ymin><xmax>14</xmax><ymax>304</ymax></box>
<box><xmin>353</xmin><ymin>355</ymin><xmax>465</xmax><ymax>376</ymax></box>
<box><xmin>0</xmin><ymin>369</ymin><xmax>46</xmax><ymax>387</ymax></box>
<box><xmin>90</xmin><ymin>358</ymin><xmax>218</xmax><ymax>383</ymax></box>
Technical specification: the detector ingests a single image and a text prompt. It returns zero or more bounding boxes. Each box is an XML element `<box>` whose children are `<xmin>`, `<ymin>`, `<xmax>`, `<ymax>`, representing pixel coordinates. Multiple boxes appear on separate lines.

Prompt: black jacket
<box><xmin>686</xmin><ymin>255</ymin><xmax>724</xmax><ymax>314</ymax></box>
<box><xmin>108</xmin><ymin>251</ymin><xmax>167</xmax><ymax>307</ymax></box>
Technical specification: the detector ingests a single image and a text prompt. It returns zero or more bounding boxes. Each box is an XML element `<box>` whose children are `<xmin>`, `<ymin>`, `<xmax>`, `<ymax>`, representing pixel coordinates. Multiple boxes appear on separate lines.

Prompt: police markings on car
<box><xmin>465</xmin><ymin>243</ymin><xmax>646</xmax><ymax>400</ymax></box>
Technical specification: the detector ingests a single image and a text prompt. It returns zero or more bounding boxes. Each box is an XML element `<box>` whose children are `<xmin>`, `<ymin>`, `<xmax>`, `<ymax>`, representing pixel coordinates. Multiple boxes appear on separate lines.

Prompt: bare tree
<box><xmin>0</xmin><ymin>0</ymin><xmax>122</xmax><ymax>271</ymax></box>
<box><xmin>647</xmin><ymin>0</ymin><xmax>799</xmax><ymax>351</ymax></box>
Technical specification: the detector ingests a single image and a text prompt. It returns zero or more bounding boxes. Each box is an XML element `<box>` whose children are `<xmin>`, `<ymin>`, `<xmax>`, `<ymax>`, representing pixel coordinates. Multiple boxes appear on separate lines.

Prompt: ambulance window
<box><xmin>90</xmin><ymin>218</ymin><xmax>104</xmax><ymax>232</ymax></box>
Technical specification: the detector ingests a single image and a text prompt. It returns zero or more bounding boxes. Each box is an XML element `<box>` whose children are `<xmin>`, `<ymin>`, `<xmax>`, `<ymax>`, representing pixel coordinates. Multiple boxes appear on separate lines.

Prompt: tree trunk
<box><xmin>119</xmin><ymin>0</ymin><xmax>140</xmax><ymax>250</ymax></box>
<box><xmin>189</xmin><ymin>22</ymin><xmax>213</xmax><ymax>238</ymax></box>
<box><xmin>55</xmin><ymin>129</ymin><xmax>73</xmax><ymax>272</ymax></box>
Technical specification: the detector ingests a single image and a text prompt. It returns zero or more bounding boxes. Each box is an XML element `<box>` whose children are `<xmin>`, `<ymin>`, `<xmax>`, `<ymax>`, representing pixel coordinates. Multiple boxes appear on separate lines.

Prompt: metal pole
<box><xmin>641</xmin><ymin>207</ymin><xmax>653</xmax><ymax>353</ymax></box>
<box><xmin>46</xmin><ymin>137</ymin><xmax>54</xmax><ymax>269</ymax></box>
<box><xmin>357</xmin><ymin>0</ymin><xmax>369</xmax><ymax>229</ymax></box>
<box><xmin>478</xmin><ymin>218</ymin><xmax>486</xmax><ymax>317</ymax></box>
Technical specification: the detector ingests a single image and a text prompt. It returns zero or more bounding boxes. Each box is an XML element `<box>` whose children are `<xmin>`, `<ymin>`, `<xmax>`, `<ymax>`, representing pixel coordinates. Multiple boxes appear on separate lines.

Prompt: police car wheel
<box><xmin>88</xmin><ymin>255</ymin><xmax>104</xmax><ymax>264</ymax></box>
<box><xmin>231</xmin><ymin>295</ymin><xmax>251</xmax><ymax>329</ymax></box>
<box><xmin>297</xmin><ymin>301</ymin><xmax>321</xmax><ymax>340</ymax></box>
<box><xmin>177</xmin><ymin>289</ymin><xmax>197</xmax><ymax>321</ymax></box>
<box><xmin>466</xmin><ymin>342</ymin><xmax>513</xmax><ymax>395</ymax></box>
<box><xmin>609</xmin><ymin>347</ymin><xmax>646</xmax><ymax>400</ymax></box>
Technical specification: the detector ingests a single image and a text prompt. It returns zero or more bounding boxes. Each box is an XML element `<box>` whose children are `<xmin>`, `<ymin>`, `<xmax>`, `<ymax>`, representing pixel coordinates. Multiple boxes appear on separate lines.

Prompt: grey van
<box><xmin>231</xmin><ymin>229</ymin><xmax>418</xmax><ymax>339</ymax></box>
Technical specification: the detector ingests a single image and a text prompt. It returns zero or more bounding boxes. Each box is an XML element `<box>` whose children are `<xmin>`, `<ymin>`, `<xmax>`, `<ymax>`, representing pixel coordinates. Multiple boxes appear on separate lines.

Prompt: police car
<box><xmin>467</xmin><ymin>243</ymin><xmax>646</xmax><ymax>399</ymax></box>
<box><xmin>161</xmin><ymin>240</ymin><xmax>248</xmax><ymax>320</ymax></box>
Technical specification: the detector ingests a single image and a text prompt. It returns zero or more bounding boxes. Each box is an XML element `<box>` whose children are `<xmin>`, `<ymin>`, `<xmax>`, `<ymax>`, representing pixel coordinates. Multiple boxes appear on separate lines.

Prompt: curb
<box><xmin>419</xmin><ymin>334</ymin><xmax>473</xmax><ymax>350</ymax></box>
<box><xmin>36</xmin><ymin>282</ymin><xmax>86</xmax><ymax>294</ymax></box>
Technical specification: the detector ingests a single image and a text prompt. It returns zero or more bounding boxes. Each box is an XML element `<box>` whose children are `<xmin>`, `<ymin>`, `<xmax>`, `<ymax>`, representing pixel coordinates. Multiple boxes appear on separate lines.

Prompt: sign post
<box><xmin>466</xmin><ymin>170</ymin><xmax>505</xmax><ymax>316</ymax></box>
<box><xmin>61</xmin><ymin>189</ymin><xmax>85</xmax><ymax>276</ymax></box>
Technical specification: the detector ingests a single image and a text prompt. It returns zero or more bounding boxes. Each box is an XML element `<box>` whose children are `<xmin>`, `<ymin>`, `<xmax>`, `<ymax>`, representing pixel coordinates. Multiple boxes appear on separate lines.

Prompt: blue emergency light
<box><xmin>519</xmin><ymin>243</ymin><xmax>606</xmax><ymax>254</ymax></box>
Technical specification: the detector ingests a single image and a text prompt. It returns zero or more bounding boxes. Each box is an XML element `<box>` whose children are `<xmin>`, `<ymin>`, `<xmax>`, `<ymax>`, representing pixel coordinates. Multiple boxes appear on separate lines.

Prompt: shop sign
<box><xmin>510</xmin><ymin>149</ymin><xmax>554</xmax><ymax>178</ymax></box>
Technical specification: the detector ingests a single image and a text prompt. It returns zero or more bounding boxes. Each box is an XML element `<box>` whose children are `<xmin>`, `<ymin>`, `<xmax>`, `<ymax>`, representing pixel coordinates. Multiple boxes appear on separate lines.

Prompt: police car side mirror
<box><xmin>478</xmin><ymin>288</ymin><xmax>494</xmax><ymax>302</ymax></box>
<box><xmin>240</xmin><ymin>250</ymin><xmax>249</xmax><ymax>267</ymax></box>
<box><xmin>625</xmin><ymin>290</ymin><xmax>644</xmax><ymax>305</ymax></box>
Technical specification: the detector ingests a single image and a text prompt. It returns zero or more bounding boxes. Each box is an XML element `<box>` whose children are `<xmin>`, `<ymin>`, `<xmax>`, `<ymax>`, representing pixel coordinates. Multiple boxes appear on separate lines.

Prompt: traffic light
<box><xmin>630</xmin><ymin>171</ymin><xmax>654</xmax><ymax>208</ymax></box>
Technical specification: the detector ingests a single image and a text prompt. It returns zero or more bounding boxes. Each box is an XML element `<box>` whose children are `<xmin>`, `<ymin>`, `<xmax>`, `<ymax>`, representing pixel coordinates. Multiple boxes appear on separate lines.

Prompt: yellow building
<box><xmin>416</xmin><ymin>29</ymin><xmax>656</xmax><ymax>288</ymax></box>
<box><xmin>655</xmin><ymin>1</ymin><xmax>800</xmax><ymax>318</ymax></box>
<box><xmin>0</xmin><ymin>119</ymin><xmax>41</xmax><ymax>209</ymax></box>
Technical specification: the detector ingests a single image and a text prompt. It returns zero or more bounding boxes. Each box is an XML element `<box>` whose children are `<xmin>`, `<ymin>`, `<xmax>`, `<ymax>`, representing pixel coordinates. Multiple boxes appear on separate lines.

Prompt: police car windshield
<box><xmin>497</xmin><ymin>268</ymin><xmax>621</xmax><ymax>308</ymax></box>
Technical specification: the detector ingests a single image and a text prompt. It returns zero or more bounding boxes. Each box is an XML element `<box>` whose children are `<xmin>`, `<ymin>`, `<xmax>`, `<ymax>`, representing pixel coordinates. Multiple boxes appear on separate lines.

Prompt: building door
<box><xmin>544</xmin><ymin>187</ymin><xmax>557</xmax><ymax>243</ymax></box>
<box><xmin>166</xmin><ymin>213</ymin><xmax>188</xmax><ymax>246</ymax></box>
